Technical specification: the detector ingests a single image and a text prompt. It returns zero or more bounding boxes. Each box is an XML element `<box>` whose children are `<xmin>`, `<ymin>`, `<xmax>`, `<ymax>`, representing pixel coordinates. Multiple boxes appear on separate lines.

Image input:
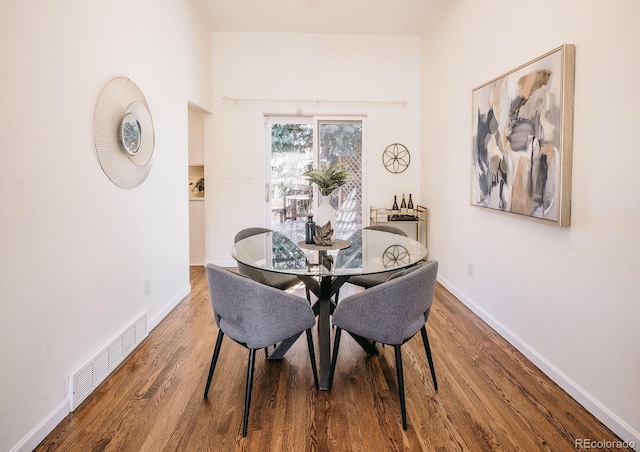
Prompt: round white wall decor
<box><xmin>93</xmin><ymin>77</ymin><xmax>155</xmax><ymax>188</ymax></box>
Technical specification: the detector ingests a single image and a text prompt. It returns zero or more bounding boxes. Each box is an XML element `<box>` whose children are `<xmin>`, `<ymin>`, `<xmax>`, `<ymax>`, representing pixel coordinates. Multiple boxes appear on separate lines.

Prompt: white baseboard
<box><xmin>11</xmin><ymin>398</ymin><xmax>70</xmax><ymax>452</ymax></box>
<box><xmin>12</xmin><ymin>284</ymin><xmax>192</xmax><ymax>452</ymax></box>
<box><xmin>437</xmin><ymin>276</ymin><xmax>640</xmax><ymax>449</ymax></box>
<box><xmin>148</xmin><ymin>284</ymin><xmax>191</xmax><ymax>331</ymax></box>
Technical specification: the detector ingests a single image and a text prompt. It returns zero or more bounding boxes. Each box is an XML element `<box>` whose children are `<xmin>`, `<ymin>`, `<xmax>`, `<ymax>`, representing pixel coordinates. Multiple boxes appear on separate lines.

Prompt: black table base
<box><xmin>267</xmin><ymin>274</ymin><xmax>377</xmax><ymax>390</ymax></box>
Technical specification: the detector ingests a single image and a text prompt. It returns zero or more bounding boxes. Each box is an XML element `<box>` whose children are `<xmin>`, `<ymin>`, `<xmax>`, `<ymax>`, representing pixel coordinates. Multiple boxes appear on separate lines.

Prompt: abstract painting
<box><xmin>471</xmin><ymin>44</ymin><xmax>575</xmax><ymax>226</ymax></box>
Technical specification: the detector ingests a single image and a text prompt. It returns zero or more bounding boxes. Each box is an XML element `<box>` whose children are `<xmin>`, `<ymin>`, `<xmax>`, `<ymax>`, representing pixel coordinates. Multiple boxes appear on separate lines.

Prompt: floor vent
<box><xmin>69</xmin><ymin>313</ymin><xmax>147</xmax><ymax>411</ymax></box>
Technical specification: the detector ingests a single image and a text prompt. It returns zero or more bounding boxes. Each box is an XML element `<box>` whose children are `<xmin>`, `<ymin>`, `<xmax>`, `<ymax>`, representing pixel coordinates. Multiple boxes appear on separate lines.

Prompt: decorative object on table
<box><xmin>297</xmin><ymin>236</ymin><xmax>351</xmax><ymax>272</ymax></box>
<box><xmin>297</xmin><ymin>238</ymin><xmax>351</xmax><ymax>251</ymax></box>
<box><xmin>302</xmin><ymin>162</ymin><xmax>350</xmax><ymax>237</ymax></box>
<box><xmin>305</xmin><ymin>215</ymin><xmax>316</xmax><ymax>244</ymax></box>
<box><xmin>383</xmin><ymin>143</ymin><xmax>410</xmax><ymax>174</ymax></box>
<box><xmin>93</xmin><ymin>76</ymin><xmax>155</xmax><ymax>188</ymax></box>
<box><xmin>471</xmin><ymin>44</ymin><xmax>575</xmax><ymax>226</ymax></box>
<box><xmin>190</xmin><ymin>177</ymin><xmax>204</xmax><ymax>196</ymax></box>
<box><xmin>314</xmin><ymin>195</ymin><xmax>337</xmax><ymax>233</ymax></box>
<box><xmin>313</xmin><ymin>221</ymin><xmax>334</xmax><ymax>246</ymax></box>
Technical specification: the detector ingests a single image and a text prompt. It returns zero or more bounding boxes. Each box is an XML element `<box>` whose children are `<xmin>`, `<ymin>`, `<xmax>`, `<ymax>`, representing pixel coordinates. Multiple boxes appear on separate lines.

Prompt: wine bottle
<box><xmin>392</xmin><ymin>195</ymin><xmax>399</xmax><ymax>211</ymax></box>
<box><xmin>305</xmin><ymin>215</ymin><xmax>316</xmax><ymax>244</ymax></box>
<box><xmin>407</xmin><ymin>193</ymin><xmax>414</xmax><ymax>211</ymax></box>
<box><xmin>400</xmin><ymin>193</ymin><xmax>407</xmax><ymax>212</ymax></box>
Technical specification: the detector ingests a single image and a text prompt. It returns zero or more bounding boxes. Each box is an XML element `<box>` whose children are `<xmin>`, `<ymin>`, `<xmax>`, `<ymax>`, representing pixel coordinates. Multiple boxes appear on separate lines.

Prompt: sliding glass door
<box><xmin>315</xmin><ymin>119</ymin><xmax>363</xmax><ymax>237</ymax></box>
<box><xmin>266</xmin><ymin>116</ymin><xmax>364</xmax><ymax>241</ymax></box>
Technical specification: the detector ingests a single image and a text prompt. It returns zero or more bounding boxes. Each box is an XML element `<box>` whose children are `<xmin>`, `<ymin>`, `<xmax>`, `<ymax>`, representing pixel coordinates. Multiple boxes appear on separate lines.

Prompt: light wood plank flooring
<box><xmin>35</xmin><ymin>266</ymin><xmax>628</xmax><ymax>451</ymax></box>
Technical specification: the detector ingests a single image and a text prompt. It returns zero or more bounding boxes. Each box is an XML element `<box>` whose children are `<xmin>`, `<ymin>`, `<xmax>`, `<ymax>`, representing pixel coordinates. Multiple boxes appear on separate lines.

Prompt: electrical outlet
<box><xmin>144</xmin><ymin>278</ymin><xmax>151</xmax><ymax>296</ymax></box>
<box><xmin>467</xmin><ymin>262</ymin><xmax>474</xmax><ymax>277</ymax></box>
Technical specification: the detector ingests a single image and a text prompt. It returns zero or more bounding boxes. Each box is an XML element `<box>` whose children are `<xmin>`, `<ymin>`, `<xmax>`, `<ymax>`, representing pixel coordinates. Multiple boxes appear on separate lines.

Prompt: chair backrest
<box><xmin>234</xmin><ymin>227</ymin><xmax>272</xmax><ymax>243</ymax></box>
<box><xmin>332</xmin><ymin>260</ymin><xmax>438</xmax><ymax>345</ymax></box>
<box><xmin>205</xmin><ymin>264</ymin><xmax>315</xmax><ymax>349</ymax></box>
<box><xmin>233</xmin><ymin>227</ymin><xmax>298</xmax><ymax>289</ymax></box>
<box><xmin>364</xmin><ymin>225</ymin><xmax>408</xmax><ymax>237</ymax></box>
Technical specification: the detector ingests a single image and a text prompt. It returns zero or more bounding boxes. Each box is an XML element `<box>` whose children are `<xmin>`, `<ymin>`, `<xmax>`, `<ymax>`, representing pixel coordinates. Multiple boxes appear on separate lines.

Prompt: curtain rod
<box><xmin>222</xmin><ymin>96</ymin><xmax>407</xmax><ymax>105</ymax></box>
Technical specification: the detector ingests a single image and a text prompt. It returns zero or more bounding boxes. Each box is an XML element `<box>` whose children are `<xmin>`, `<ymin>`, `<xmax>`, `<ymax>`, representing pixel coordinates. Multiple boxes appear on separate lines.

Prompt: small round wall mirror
<box><xmin>93</xmin><ymin>77</ymin><xmax>154</xmax><ymax>188</ymax></box>
<box><xmin>121</xmin><ymin>113</ymin><xmax>142</xmax><ymax>155</ymax></box>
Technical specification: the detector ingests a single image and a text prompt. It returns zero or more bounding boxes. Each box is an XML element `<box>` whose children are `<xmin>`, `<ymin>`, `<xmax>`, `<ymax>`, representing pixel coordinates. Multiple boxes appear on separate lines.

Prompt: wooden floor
<box><xmin>36</xmin><ymin>266</ymin><xmax>628</xmax><ymax>451</ymax></box>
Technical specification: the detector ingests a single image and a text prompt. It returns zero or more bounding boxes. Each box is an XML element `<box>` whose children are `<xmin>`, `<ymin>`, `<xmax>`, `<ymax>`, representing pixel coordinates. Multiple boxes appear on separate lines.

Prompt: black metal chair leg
<box><xmin>306</xmin><ymin>329</ymin><xmax>319</xmax><ymax>390</ymax></box>
<box><xmin>394</xmin><ymin>345</ymin><xmax>407</xmax><ymax>430</ymax></box>
<box><xmin>242</xmin><ymin>349</ymin><xmax>257</xmax><ymax>437</ymax></box>
<box><xmin>204</xmin><ymin>330</ymin><xmax>224</xmax><ymax>398</ymax></box>
<box><xmin>420</xmin><ymin>326</ymin><xmax>438</xmax><ymax>390</ymax></box>
<box><xmin>328</xmin><ymin>327</ymin><xmax>342</xmax><ymax>390</ymax></box>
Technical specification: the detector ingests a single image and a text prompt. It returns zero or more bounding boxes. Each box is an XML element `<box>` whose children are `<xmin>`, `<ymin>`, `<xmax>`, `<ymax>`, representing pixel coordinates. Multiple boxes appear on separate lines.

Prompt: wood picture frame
<box><xmin>471</xmin><ymin>44</ymin><xmax>575</xmax><ymax>226</ymax></box>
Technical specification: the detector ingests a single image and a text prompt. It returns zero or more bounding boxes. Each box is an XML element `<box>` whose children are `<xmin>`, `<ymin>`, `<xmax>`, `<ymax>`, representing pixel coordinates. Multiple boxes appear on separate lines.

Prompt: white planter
<box><xmin>314</xmin><ymin>195</ymin><xmax>337</xmax><ymax>233</ymax></box>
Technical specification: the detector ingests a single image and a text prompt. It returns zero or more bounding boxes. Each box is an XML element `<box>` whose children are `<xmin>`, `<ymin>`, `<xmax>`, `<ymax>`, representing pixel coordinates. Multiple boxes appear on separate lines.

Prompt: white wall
<box><xmin>421</xmin><ymin>0</ymin><xmax>640</xmax><ymax>444</ymax></box>
<box><xmin>207</xmin><ymin>32</ymin><xmax>422</xmax><ymax>266</ymax></box>
<box><xmin>188</xmin><ymin>107</ymin><xmax>207</xmax><ymax>165</ymax></box>
<box><xmin>0</xmin><ymin>1</ymin><xmax>211</xmax><ymax>450</ymax></box>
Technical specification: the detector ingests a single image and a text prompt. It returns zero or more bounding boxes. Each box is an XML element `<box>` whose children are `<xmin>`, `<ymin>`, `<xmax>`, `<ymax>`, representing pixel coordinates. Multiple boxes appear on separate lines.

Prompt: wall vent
<box><xmin>69</xmin><ymin>313</ymin><xmax>147</xmax><ymax>411</ymax></box>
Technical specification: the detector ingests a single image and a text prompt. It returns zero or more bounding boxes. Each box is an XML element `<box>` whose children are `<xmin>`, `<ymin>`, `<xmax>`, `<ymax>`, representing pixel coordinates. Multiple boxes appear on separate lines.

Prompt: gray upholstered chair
<box><xmin>203</xmin><ymin>264</ymin><xmax>319</xmax><ymax>436</ymax></box>
<box><xmin>328</xmin><ymin>260</ymin><xmax>439</xmax><ymax>430</ymax></box>
<box><xmin>234</xmin><ymin>227</ymin><xmax>311</xmax><ymax>303</ymax></box>
<box><xmin>334</xmin><ymin>225</ymin><xmax>408</xmax><ymax>304</ymax></box>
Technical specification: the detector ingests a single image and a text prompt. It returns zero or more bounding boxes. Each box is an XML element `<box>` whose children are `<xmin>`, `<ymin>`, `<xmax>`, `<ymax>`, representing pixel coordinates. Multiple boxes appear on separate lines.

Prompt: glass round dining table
<box><xmin>231</xmin><ymin>228</ymin><xmax>428</xmax><ymax>390</ymax></box>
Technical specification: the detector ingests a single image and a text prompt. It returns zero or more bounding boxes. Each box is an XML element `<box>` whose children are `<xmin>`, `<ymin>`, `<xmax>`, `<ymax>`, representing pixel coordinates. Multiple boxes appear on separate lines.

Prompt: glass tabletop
<box><xmin>231</xmin><ymin>229</ymin><xmax>428</xmax><ymax>278</ymax></box>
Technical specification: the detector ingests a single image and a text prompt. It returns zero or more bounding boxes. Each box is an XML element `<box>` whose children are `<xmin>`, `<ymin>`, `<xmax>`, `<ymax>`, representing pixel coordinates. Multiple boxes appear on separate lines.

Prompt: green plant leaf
<box><xmin>302</xmin><ymin>162</ymin><xmax>349</xmax><ymax>196</ymax></box>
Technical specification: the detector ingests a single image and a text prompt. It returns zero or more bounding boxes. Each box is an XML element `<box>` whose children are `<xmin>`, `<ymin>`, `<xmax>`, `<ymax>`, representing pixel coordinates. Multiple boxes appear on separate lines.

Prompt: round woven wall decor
<box><xmin>93</xmin><ymin>77</ymin><xmax>155</xmax><ymax>188</ymax></box>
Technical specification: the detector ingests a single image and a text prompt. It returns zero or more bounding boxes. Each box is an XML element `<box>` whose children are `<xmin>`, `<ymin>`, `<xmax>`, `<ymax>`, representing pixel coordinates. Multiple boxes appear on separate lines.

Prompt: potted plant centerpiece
<box><xmin>303</xmin><ymin>162</ymin><xmax>349</xmax><ymax>239</ymax></box>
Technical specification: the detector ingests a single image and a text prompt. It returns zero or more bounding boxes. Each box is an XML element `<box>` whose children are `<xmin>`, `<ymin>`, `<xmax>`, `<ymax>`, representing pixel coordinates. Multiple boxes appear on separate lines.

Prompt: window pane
<box><xmin>318</xmin><ymin>121</ymin><xmax>362</xmax><ymax>238</ymax></box>
<box><xmin>269</xmin><ymin>123</ymin><xmax>314</xmax><ymax>239</ymax></box>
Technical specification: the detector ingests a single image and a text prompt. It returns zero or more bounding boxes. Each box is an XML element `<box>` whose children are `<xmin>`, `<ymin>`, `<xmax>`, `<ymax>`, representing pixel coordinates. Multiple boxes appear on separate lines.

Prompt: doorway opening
<box><xmin>188</xmin><ymin>104</ymin><xmax>210</xmax><ymax>266</ymax></box>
